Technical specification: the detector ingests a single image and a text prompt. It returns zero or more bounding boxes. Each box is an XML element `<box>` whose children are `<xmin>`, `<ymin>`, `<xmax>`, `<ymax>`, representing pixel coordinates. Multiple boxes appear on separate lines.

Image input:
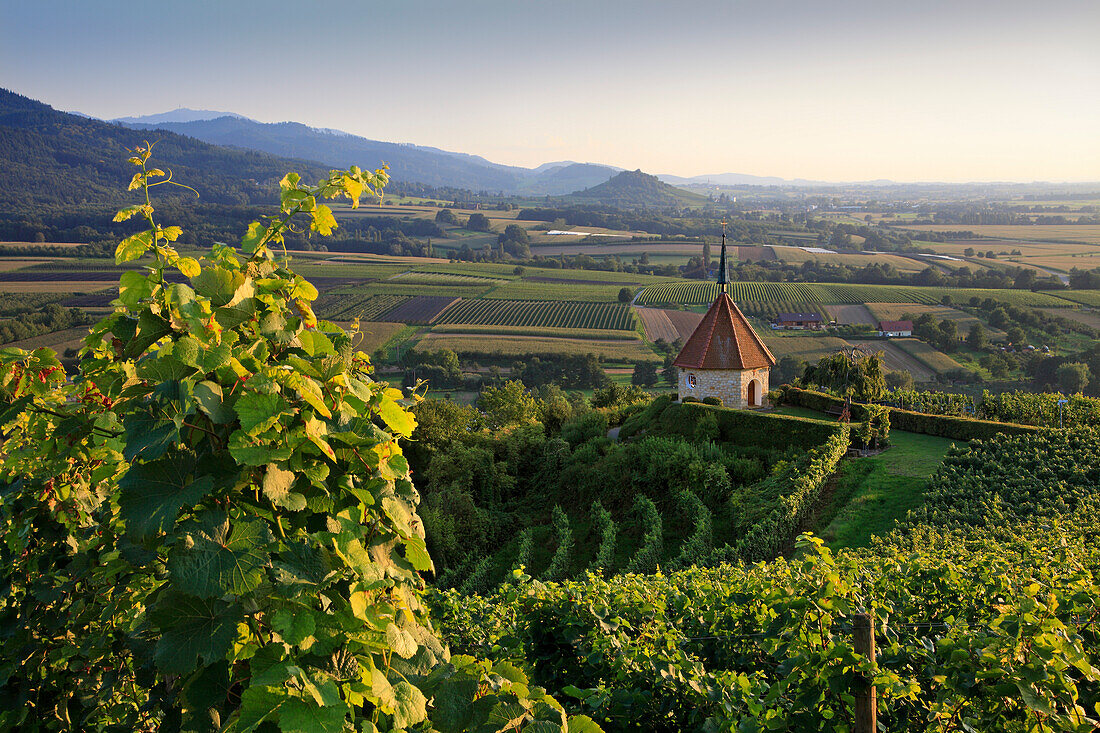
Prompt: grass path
<box><xmin>814</xmin><ymin>431</ymin><xmax>954</xmax><ymax>549</ymax></box>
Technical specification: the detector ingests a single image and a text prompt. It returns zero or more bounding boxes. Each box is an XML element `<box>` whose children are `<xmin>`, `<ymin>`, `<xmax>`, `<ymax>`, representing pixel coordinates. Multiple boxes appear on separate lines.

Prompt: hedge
<box><xmin>733</xmin><ymin>426</ymin><xmax>851</xmax><ymax>562</ymax></box>
<box><xmin>652</xmin><ymin>401</ymin><xmax>838</xmax><ymax>451</ymax></box>
<box><xmin>779</xmin><ymin>387</ymin><xmax>1039</xmax><ymax>442</ymax></box>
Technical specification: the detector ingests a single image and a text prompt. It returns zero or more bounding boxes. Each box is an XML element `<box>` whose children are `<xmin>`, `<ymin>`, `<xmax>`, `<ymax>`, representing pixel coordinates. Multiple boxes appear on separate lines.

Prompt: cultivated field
<box><xmin>379</xmin><ymin>296</ymin><xmax>459</xmax><ymax>324</ymax></box>
<box><xmin>635</xmin><ymin>307</ymin><xmax>680</xmax><ymax>342</ymax></box>
<box><xmin>413</xmin><ymin>332</ymin><xmax>659</xmax><ymax>363</ymax></box>
<box><xmin>434</xmin><ymin>299</ymin><xmax>635</xmax><ymax>330</ymax></box>
<box><xmin>828</xmin><ymin>304</ymin><xmax>875</xmax><ymax>326</ymax></box>
<box><xmin>898</xmin><ymin>224</ymin><xmax>1100</xmax><ymax>245</ymax></box>
<box><xmin>1039</xmin><ymin>307</ymin><xmax>1100</xmax><ymax>329</ymax></box>
<box><xmin>759</xmin><ymin>335</ymin><xmax>852</xmax><ymax>364</ymax></box>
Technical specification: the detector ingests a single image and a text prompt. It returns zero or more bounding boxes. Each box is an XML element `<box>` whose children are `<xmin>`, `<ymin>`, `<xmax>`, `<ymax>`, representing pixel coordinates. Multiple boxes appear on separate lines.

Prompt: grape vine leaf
<box><xmin>151</xmin><ymin>592</ymin><xmax>243</xmax><ymax>674</ymax></box>
<box><xmin>119</xmin><ymin>451</ymin><xmax>217</xmax><ymax>537</ymax></box>
<box><xmin>278</xmin><ymin>680</ymin><xmax>349</xmax><ymax>733</ymax></box>
<box><xmin>169</xmin><ymin>513</ymin><xmax>272</xmax><ymax>598</ymax></box>
<box><xmin>390</xmin><ymin>680</ymin><xmax>428</xmax><ymax>729</ymax></box>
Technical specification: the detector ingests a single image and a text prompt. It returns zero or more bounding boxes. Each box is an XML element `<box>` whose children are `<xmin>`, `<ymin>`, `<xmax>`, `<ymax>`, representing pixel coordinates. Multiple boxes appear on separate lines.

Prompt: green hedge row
<box><xmin>734</xmin><ymin>426</ymin><xmax>851</xmax><ymax>562</ymax></box>
<box><xmin>653</xmin><ymin>401</ymin><xmax>838</xmax><ymax>451</ymax></box>
<box><xmin>779</xmin><ymin>387</ymin><xmax>1039</xmax><ymax>441</ymax></box>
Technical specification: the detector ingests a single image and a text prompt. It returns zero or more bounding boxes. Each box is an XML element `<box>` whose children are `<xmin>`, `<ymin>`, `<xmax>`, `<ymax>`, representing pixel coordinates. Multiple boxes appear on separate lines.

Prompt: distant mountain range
<box><xmin>110</xmin><ymin>110</ymin><xmax>625</xmax><ymax>195</ymax></box>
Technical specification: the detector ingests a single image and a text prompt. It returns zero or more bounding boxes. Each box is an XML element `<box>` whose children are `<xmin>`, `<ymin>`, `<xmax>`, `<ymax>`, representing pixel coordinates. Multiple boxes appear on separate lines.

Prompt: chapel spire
<box><xmin>717</xmin><ymin>220</ymin><xmax>729</xmax><ymax>293</ymax></box>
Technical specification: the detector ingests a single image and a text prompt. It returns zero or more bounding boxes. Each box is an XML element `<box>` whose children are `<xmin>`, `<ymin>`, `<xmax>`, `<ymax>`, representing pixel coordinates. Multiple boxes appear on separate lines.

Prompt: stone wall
<box><xmin>679</xmin><ymin>366</ymin><xmax>770</xmax><ymax>408</ymax></box>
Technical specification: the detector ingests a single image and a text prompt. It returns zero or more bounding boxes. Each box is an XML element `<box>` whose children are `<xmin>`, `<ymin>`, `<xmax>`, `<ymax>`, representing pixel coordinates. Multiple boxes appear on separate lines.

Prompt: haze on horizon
<box><xmin>1</xmin><ymin>0</ymin><xmax>1097</xmax><ymax>184</ymax></box>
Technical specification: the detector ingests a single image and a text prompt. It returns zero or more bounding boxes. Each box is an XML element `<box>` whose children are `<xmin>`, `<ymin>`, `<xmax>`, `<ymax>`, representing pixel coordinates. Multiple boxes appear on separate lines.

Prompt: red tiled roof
<box><xmin>878</xmin><ymin>320</ymin><xmax>913</xmax><ymax>331</ymax></box>
<box><xmin>673</xmin><ymin>293</ymin><xmax>776</xmax><ymax>370</ymax></box>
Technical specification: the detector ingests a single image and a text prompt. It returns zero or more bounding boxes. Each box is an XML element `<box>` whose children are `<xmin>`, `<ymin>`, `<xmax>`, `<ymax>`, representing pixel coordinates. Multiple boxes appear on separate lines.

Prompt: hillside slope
<box><xmin>568</xmin><ymin>169</ymin><xmax>708</xmax><ymax>207</ymax></box>
<box><xmin>0</xmin><ymin>88</ymin><xmax>330</xmax><ymax>210</ymax></box>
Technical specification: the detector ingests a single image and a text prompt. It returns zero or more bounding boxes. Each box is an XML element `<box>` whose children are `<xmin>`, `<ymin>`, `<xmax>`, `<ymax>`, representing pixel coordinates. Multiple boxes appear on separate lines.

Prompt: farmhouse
<box><xmin>674</xmin><ymin>230</ymin><xmax>776</xmax><ymax>408</ymax></box>
<box><xmin>773</xmin><ymin>312</ymin><xmax>823</xmax><ymax>330</ymax></box>
<box><xmin>878</xmin><ymin>320</ymin><xmax>913</xmax><ymax>337</ymax></box>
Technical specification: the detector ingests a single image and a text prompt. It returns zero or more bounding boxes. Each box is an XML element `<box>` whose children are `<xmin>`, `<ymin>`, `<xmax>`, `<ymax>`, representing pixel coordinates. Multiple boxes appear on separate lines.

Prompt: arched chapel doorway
<box><xmin>747</xmin><ymin>379</ymin><xmax>761</xmax><ymax>407</ymax></box>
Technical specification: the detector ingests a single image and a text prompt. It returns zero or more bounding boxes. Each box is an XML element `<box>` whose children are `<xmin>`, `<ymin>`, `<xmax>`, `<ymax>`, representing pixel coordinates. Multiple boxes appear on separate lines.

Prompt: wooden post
<box><xmin>853</xmin><ymin>613</ymin><xmax>878</xmax><ymax>733</ymax></box>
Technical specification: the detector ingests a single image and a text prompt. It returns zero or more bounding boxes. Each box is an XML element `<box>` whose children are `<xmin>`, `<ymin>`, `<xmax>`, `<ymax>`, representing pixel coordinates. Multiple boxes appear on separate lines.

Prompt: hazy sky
<box><xmin>2</xmin><ymin>0</ymin><xmax>1098</xmax><ymax>182</ymax></box>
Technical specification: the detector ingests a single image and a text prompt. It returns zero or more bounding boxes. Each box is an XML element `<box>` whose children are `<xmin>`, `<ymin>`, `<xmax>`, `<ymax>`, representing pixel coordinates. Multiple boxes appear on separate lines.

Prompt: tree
<box><xmin>478</xmin><ymin>379</ymin><xmax>537</xmax><ymax>427</ymax></box>
<box><xmin>466</xmin><ymin>212</ymin><xmax>491</xmax><ymax>232</ymax></box>
<box><xmin>632</xmin><ymin>362</ymin><xmax>658</xmax><ymax>386</ymax></box>
<box><xmin>500</xmin><ymin>223</ymin><xmax>528</xmax><ymax>244</ymax></box>
<box><xmin>802</xmin><ymin>350</ymin><xmax>887</xmax><ymax>402</ymax></box>
<box><xmin>967</xmin><ymin>323</ymin><xmax>988</xmax><ymax>350</ymax></box>
<box><xmin>1006</xmin><ymin>326</ymin><xmax>1027</xmax><ymax>346</ymax></box>
<box><xmin>618</xmin><ymin>287</ymin><xmax>634</xmax><ymax>304</ymax></box>
<box><xmin>435</xmin><ymin>207</ymin><xmax>457</xmax><ymax>225</ymax></box>
<box><xmin>885</xmin><ymin>369</ymin><xmax>914</xmax><ymax>390</ymax></box>
<box><xmin>1056</xmin><ymin>362</ymin><xmax>1091</xmax><ymax>394</ymax></box>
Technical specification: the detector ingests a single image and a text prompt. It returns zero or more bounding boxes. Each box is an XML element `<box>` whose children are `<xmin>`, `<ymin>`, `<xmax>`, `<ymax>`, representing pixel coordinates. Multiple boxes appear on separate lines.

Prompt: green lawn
<box><xmin>814</xmin><ymin>431</ymin><xmax>955</xmax><ymax>549</ymax></box>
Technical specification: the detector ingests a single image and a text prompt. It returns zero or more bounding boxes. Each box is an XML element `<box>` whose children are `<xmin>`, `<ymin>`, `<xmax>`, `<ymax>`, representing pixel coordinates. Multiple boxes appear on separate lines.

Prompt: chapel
<box><xmin>673</xmin><ymin>229</ymin><xmax>776</xmax><ymax>408</ymax></box>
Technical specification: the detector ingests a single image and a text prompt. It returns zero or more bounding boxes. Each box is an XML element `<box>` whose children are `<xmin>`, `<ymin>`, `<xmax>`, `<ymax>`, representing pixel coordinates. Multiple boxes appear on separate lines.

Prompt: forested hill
<box><xmin>121</xmin><ymin>115</ymin><xmax>528</xmax><ymax>192</ymax></box>
<box><xmin>0</xmin><ymin>88</ymin><xmax>330</xmax><ymax>242</ymax></box>
<box><xmin>568</xmin><ymin>169</ymin><xmax>708</xmax><ymax>207</ymax></box>
<box><xmin>120</xmin><ymin>116</ymin><xmax>621</xmax><ymax>194</ymax></box>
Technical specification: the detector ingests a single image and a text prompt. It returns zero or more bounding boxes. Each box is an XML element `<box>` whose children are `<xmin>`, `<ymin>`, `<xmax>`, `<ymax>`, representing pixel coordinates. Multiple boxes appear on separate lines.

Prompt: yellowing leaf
<box><xmin>115</xmin><ymin>230</ymin><xmax>154</xmax><ymax>263</ymax></box>
<box><xmin>377</xmin><ymin>396</ymin><xmax>415</xmax><ymax>438</ymax></box>
<box><xmin>128</xmin><ymin>172</ymin><xmax>145</xmax><ymax>191</ymax></box>
<box><xmin>176</xmin><ymin>257</ymin><xmax>200</xmax><ymax>278</ymax></box>
<box><xmin>160</xmin><ymin>225</ymin><xmax>183</xmax><ymax>242</ymax></box>
<box><xmin>341</xmin><ymin>175</ymin><xmax>364</xmax><ymax>207</ymax></box>
<box><xmin>113</xmin><ymin>204</ymin><xmax>150</xmax><ymax>222</ymax></box>
<box><xmin>309</xmin><ymin>205</ymin><xmax>337</xmax><ymax>236</ymax></box>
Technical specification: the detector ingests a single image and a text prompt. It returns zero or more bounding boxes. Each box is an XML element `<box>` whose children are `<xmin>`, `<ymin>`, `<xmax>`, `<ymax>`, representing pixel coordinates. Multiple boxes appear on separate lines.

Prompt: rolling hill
<box><xmin>567</xmin><ymin>169</ymin><xmax>708</xmax><ymax>207</ymax></box>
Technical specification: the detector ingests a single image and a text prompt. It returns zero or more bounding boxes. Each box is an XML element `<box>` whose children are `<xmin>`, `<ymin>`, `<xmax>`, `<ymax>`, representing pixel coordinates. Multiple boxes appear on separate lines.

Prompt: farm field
<box><xmin>898</xmin><ymin>224</ymin><xmax>1100</xmax><ymax>244</ymax></box>
<box><xmin>433</xmin><ymin>299</ymin><xmax>636</xmax><ymax>330</ymax></box>
<box><xmin>663</xmin><ymin>309</ymin><xmax>703</xmax><ymax>340</ymax></box>
<box><xmin>770</xmin><ymin>247</ymin><xmax>928</xmax><ymax>272</ymax></box>
<box><xmin>891</xmin><ymin>337</ymin><xmax>967</xmax><ymax>373</ymax></box>
<box><xmin>378</xmin><ymin>295</ymin><xmax>459</xmax><ymax>324</ymax></box>
<box><xmin>759</xmin><ymin>334</ymin><xmax>852</xmax><ymax>363</ymax></box>
<box><xmin>635</xmin><ymin>307</ymin><xmax>679</xmax><ymax>342</ymax></box>
<box><xmin>412</xmin><ymin>332</ymin><xmax>660</xmax><ymax>363</ymax></box>
<box><xmin>330</xmin><ymin>321</ymin><xmax>407</xmax><ymax>354</ymax></box>
<box><xmin>827</xmin><ymin>304</ymin><xmax>875</xmax><ymax>325</ymax></box>
<box><xmin>481</xmin><ymin>280</ymin><xmax>626</xmax><ymax>302</ymax></box>
<box><xmin>315</xmin><ymin>294</ymin><xmax>409</xmax><ymax>321</ymax></box>
<box><xmin>1039</xmin><ymin>307</ymin><xmax>1100</xmax><ymax>329</ymax></box>
<box><xmin>429</xmin><ymin>324</ymin><xmax>638</xmax><ymax>341</ymax></box>
<box><xmin>846</xmin><ymin>340</ymin><xmax>938</xmax><ymax>381</ymax></box>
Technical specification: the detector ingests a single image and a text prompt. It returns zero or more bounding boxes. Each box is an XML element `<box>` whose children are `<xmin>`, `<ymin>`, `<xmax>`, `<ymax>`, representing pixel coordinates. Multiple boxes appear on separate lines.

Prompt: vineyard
<box><xmin>313</xmin><ymin>292</ymin><xmax>408</xmax><ymax>320</ymax></box>
<box><xmin>433</xmin><ymin>299</ymin><xmax>636</xmax><ymax>330</ymax></box>
<box><xmin>388</xmin><ymin>271</ymin><xmax>507</xmax><ymax>286</ymax></box>
<box><xmin>431</xmin><ymin>427</ymin><xmax>1100</xmax><ymax>732</ymax></box>
<box><xmin>481</xmin><ymin>281</ymin><xmax>627</xmax><ymax>303</ymax></box>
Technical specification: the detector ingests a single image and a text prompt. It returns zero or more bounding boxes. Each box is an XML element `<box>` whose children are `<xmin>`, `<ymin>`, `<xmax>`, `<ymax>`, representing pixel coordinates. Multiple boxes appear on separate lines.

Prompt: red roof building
<box><xmin>877</xmin><ymin>320</ymin><xmax>913</xmax><ymax>337</ymax></box>
<box><xmin>674</xmin><ymin>292</ymin><xmax>776</xmax><ymax>407</ymax></box>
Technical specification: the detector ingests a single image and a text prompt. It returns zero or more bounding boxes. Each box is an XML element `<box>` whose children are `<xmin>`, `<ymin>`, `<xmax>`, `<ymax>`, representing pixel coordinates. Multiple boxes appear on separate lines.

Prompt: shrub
<box><xmin>588</xmin><ymin>500</ymin><xmax>617</xmax><ymax>576</ymax></box>
<box><xmin>543</xmin><ymin>505</ymin><xmax>574</xmax><ymax>581</ymax></box>
<box><xmin>702</xmin><ymin>396</ymin><xmax>722</xmax><ymax>406</ymax></box>
<box><xmin>626</xmin><ymin>495</ymin><xmax>663</xmax><ymax>574</ymax></box>
<box><xmin>672</xmin><ymin>491</ymin><xmax>712</xmax><ymax>569</ymax></box>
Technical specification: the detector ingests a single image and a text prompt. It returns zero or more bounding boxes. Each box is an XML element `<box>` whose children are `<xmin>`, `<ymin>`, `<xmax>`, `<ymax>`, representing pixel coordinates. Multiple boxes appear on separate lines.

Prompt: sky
<box><xmin>2</xmin><ymin>0</ymin><xmax>1098</xmax><ymax>182</ymax></box>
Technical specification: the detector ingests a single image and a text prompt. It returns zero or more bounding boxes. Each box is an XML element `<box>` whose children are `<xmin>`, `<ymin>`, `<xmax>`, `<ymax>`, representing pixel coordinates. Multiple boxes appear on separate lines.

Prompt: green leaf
<box><xmin>296</xmin><ymin>330</ymin><xmax>334</xmax><ymax>357</ymax></box>
<box><xmin>390</xmin><ymin>681</ymin><xmax>428</xmax><ymax>729</ymax></box>
<box><xmin>116</xmin><ymin>230</ymin><xmax>154</xmax><ymax>263</ymax></box>
<box><xmin>403</xmin><ymin>535</ymin><xmax>433</xmax><ymax>573</ymax></box>
<box><xmin>193</xmin><ymin>267</ymin><xmax>247</xmax><ymax>307</ymax></box>
<box><xmin>193</xmin><ymin>381</ymin><xmax>237</xmax><ymax>424</ymax></box>
<box><xmin>566</xmin><ymin>715</ymin><xmax>605</xmax><ymax>732</ymax></box>
<box><xmin>235</xmin><ymin>391</ymin><xmax>288</xmax><ymax>434</ymax></box>
<box><xmin>271</xmin><ymin>607</ymin><xmax>316</xmax><ymax>647</ymax></box>
<box><xmin>278</xmin><ymin>680</ymin><xmax>349</xmax><ymax>733</ymax></box>
<box><xmin>151</xmin><ymin>592</ymin><xmax>243</xmax><ymax>674</ymax></box>
<box><xmin>386</xmin><ymin>623</ymin><xmax>418</xmax><ymax>659</ymax></box>
<box><xmin>119</xmin><ymin>452</ymin><xmax>219</xmax><ymax>538</ymax></box>
<box><xmin>122</xmin><ymin>411</ymin><xmax>177</xmax><ymax>462</ymax></box>
<box><xmin>241</xmin><ymin>221</ymin><xmax>266</xmax><ymax>253</ymax></box>
<box><xmin>377</xmin><ymin>395</ymin><xmax>415</xmax><ymax>437</ymax></box>
<box><xmin>169</xmin><ymin>513</ymin><xmax>272</xmax><ymax>598</ymax></box>
<box><xmin>118</xmin><ymin>270</ymin><xmax>153</xmax><ymax>307</ymax></box>
<box><xmin>427</xmin><ymin>675</ymin><xmax>479</xmax><ymax>733</ymax></box>
<box><xmin>228</xmin><ymin>431</ymin><xmax>293</xmax><ymax>466</ymax></box>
